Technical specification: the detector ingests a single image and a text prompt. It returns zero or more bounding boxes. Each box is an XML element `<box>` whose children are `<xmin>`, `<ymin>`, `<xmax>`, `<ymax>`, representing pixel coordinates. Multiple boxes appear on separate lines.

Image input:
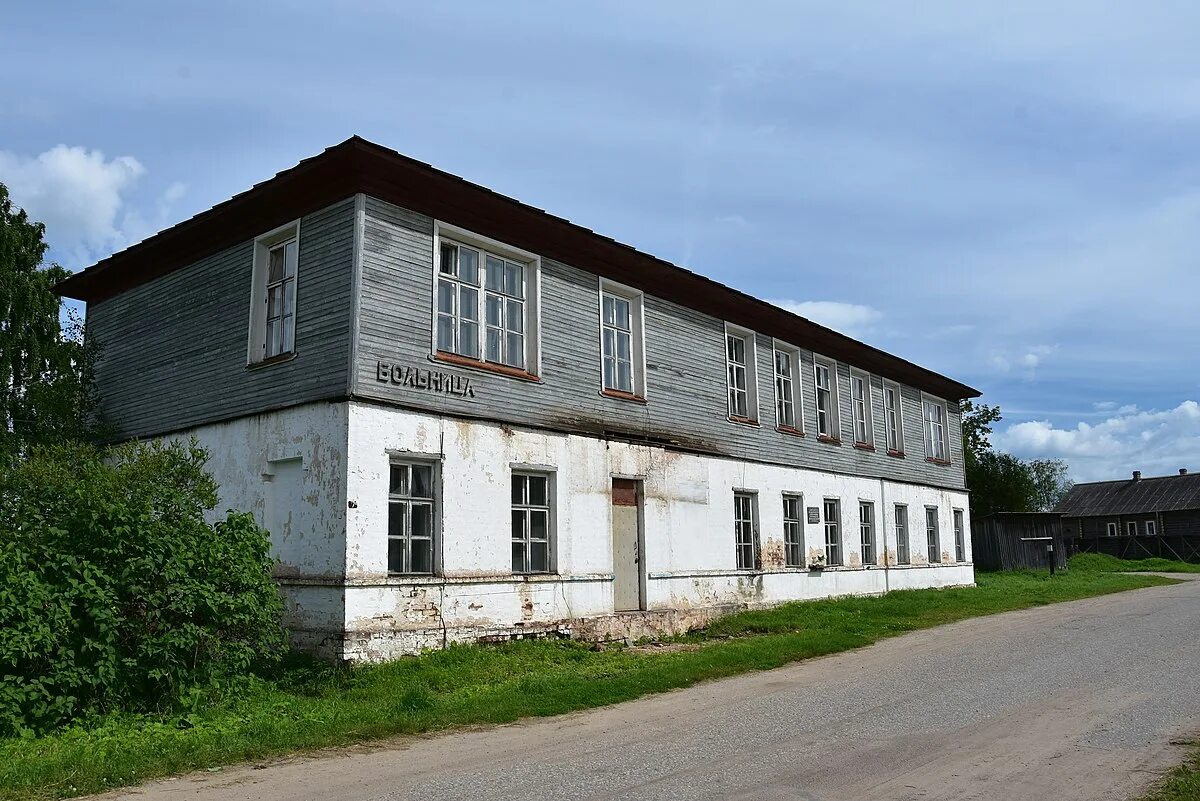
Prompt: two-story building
<box><xmin>56</xmin><ymin>137</ymin><xmax>980</xmax><ymax>661</ymax></box>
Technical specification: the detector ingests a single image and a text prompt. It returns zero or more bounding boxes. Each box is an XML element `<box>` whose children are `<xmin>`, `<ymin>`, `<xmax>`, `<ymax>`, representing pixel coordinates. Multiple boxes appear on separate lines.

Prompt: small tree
<box><xmin>1028</xmin><ymin>458</ymin><xmax>1073</xmax><ymax>511</ymax></box>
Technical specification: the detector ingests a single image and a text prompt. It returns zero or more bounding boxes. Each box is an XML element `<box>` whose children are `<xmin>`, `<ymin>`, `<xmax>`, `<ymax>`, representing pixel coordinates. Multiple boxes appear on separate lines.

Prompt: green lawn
<box><xmin>0</xmin><ymin>564</ymin><xmax>1179</xmax><ymax>800</ymax></box>
<box><xmin>1070</xmin><ymin>552</ymin><xmax>1200</xmax><ymax>574</ymax></box>
<box><xmin>1142</xmin><ymin>742</ymin><xmax>1200</xmax><ymax>801</ymax></box>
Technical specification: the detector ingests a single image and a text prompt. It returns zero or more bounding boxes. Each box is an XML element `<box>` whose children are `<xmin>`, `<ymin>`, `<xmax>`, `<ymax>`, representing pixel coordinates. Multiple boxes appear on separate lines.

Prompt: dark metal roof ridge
<box><xmin>54</xmin><ymin>135</ymin><xmax>980</xmax><ymax>400</ymax></box>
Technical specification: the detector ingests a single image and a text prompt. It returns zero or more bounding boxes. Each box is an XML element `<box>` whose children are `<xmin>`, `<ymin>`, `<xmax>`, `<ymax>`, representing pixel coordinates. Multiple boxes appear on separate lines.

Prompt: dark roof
<box><xmin>54</xmin><ymin>136</ymin><xmax>980</xmax><ymax>401</ymax></box>
<box><xmin>1055</xmin><ymin>472</ymin><xmax>1200</xmax><ymax>517</ymax></box>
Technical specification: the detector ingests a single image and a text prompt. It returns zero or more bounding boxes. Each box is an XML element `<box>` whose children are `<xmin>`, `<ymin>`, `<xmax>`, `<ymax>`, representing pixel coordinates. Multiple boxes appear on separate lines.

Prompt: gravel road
<box><xmin>96</xmin><ymin>576</ymin><xmax>1200</xmax><ymax>801</ymax></box>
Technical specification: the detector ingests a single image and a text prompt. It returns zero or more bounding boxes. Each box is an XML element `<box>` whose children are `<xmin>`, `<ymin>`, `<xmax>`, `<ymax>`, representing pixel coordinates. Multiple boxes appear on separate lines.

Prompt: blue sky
<box><xmin>2</xmin><ymin>1</ymin><xmax>1198</xmax><ymax>481</ymax></box>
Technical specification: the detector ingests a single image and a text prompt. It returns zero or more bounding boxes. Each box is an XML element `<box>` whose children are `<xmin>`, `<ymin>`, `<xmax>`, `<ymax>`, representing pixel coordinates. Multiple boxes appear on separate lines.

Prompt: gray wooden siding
<box><xmin>353</xmin><ymin>197</ymin><xmax>966</xmax><ymax>490</ymax></box>
<box><xmin>88</xmin><ymin>198</ymin><xmax>356</xmax><ymax>438</ymax></box>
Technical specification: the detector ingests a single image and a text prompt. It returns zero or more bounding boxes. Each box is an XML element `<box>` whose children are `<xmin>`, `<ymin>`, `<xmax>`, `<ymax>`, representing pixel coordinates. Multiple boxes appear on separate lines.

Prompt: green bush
<box><xmin>0</xmin><ymin>440</ymin><xmax>286</xmax><ymax>736</ymax></box>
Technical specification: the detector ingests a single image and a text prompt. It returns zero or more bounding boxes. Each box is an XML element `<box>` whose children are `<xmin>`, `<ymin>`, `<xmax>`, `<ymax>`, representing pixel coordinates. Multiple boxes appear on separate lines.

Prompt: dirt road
<box><xmin>96</xmin><ymin>576</ymin><xmax>1200</xmax><ymax>801</ymax></box>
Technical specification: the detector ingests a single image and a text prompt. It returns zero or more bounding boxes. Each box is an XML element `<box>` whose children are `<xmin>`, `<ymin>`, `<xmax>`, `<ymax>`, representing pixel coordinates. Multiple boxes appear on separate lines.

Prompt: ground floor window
<box><xmin>1146</xmin><ymin>520</ymin><xmax>1158</xmax><ymax>536</ymax></box>
<box><xmin>953</xmin><ymin>508</ymin><xmax>965</xmax><ymax>562</ymax></box>
<box><xmin>783</xmin><ymin>494</ymin><xmax>803</xmax><ymax>567</ymax></box>
<box><xmin>824</xmin><ymin>498</ymin><xmax>842</xmax><ymax>566</ymax></box>
<box><xmin>734</xmin><ymin>491</ymin><xmax>759</xmax><ymax>570</ymax></box>
<box><xmin>925</xmin><ymin>506</ymin><xmax>940</xmax><ymax>564</ymax></box>
<box><xmin>512</xmin><ymin>472</ymin><xmax>552</xmax><ymax>573</ymax></box>
<box><xmin>895</xmin><ymin>504</ymin><xmax>909</xmax><ymax>564</ymax></box>
<box><xmin>859</xmin><ymin>501</ymin><xmax>876</xmax><ymax>565</ymax></box>
<box><xmin>1106</xmin><ymin>521</ymin><xmax>1118</xmax><ymax>537</ymax></box>
<box><xmin>388</xmin><ymin>461</ymin><xmax>436</xmax><ymax>574</ymax></box>
<box><xmin>1126</xmin><ymin>521</ymin><xmax>1138</xmax><ymax>537</ymax></box>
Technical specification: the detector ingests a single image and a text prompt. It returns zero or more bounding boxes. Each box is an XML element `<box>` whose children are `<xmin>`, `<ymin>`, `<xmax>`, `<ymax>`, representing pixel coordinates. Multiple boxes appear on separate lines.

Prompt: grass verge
<box><xmin>1142</xmin><ymin>741</ymin><xmax>1200</xmax><ymax>801</ymax></box>
<box><xmin>1070</xmin><ymin>552</ymin><xmax>1200</xmax><ymax>574</ymax></box>
<box><xmin>0</xmin><ymin>566</ymin><xmax>1178</xmax><ymax>800</ymax></box>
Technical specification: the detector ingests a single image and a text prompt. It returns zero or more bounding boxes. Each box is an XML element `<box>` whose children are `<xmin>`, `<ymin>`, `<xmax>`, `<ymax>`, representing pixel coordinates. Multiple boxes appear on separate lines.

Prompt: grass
<box><xmin>1142</xmin><ymin>742</ymin><xmax>1200</xmax><ymax>801</ymax></box>
<box><xmin>1070</xmin><ymin>552</ymin><xmax>1200</xmax><ymax>574</ymax></box>
<box><xmin>0</xmin><ymin>564</ymin><xmax>1180</xmax><ymax>800</ymax></box>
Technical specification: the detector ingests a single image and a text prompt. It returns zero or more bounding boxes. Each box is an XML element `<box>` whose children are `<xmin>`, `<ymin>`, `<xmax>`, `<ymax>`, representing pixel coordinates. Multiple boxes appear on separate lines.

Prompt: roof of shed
<box><xmin>54</xmin><ymin>136</ymin><xmax>980</xmax><ymax>401</ymax></box>
<box><xmin>1054</xmin><ymin>472</ymin><xmax>1200</xmax><ymax>517</ymax></box>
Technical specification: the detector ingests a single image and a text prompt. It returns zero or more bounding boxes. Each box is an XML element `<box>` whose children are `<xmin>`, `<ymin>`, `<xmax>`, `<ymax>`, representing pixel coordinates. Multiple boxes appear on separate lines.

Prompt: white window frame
<box><xmin>1106</xmin><ymin>522</ymin><xmax>1118</xmax><ymax>537</ymax></box>
<box><xmin>247</xmin><ymin>219</ymin><xmax>301</xmax><ymax>364</ymax></box>
<box><xmin>823</xmin><ymin>497</ymin><xmax>842</xmax><ymax>566</ymax></box>
<box><xmin>387</xmin><ymin>459</ymin><xmax>439</xmax><ymax>575</ymax></box>
<box><xmin>724</xmin><ymin>324</ymin><xmax>759</xmax><ymax>423</ymax></box>
<box><xmin>782</xmin><ymin>493</ymin><xmax>804</xmax><ymax>568</ymax></box>
<box><xmin>813</xmin><ymin>355</ymin><xmax>841</xmax><ymax>440</ymax></box>
<box><xmin>597</xmin><ymin>278</ymin><xmax>647</xmax><ymax>398</ymax></box>
<box><xmin>883</xmin><ymin>380</ymin><xmax>905</xmax><ymax>454</ymax></box>
<box><xmin>511</xmin><ymin>469</ymin><xmax>555</xmax><ymax>574</ymax></box>
<box><xmin>859</xmin><ymin>501</ymin><xmax>876</xmax><ymax>565</ymax></box>
<box><xmin>1146</xmin><ymin>519</ymin><xmax>1158</xmax><ymax>536</ymax></box>
<box><xmin>895</xmin><ymin>504</ymin><xmax>910</xmax><ymax>564</ymax></box>
<box><xmin>733</xmin><ymin>490</ymin><xmax>760</xmax><ymax>570</ymax></box>
<box><xmin>850</xmin><ymin>369</ymin><xmax>874</xmax><ymax>447</ymax></box>
<box><xmin>431</xmin><ymin>221</ymin><xmax>542</xmax><ymax>376</ymax></box>
<box><xmin>1127</xmin><ymin>521</ymin><xmax>1138</xmax><ymax>537</ymax></box>
<box><xmin>953</xmin><ymin>508</ymin><xmax>966</xmax><ymax>562</ymax></box>
<box><xmin>772</xmin><ymin>342</ymin><xmax>804</xmax><ymax>432</ymax></box>
<box><xmin>922</xmin><ymin>394</ymin><xmax>950</xmax><ymax>463</ymax></box>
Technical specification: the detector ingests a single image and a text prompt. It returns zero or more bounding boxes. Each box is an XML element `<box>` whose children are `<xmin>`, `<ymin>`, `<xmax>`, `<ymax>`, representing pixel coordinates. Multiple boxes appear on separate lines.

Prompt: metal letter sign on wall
<box><xmin>807</xmin><ymin>507</ymin><xmax>821</xmax><ymax>524</ymax></box>
<box><xmin>376</xmin><ymin>361</ymin><xmax>476</xmax><ymax>398</ymax></box>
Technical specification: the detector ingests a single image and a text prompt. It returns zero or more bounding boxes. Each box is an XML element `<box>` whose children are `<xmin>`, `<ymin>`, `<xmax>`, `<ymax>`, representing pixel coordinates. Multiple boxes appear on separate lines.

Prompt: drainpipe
<box><xmin>878</xmin><ymin>476</ymin><xmax>890</xmax><ymax>595</ymax></box>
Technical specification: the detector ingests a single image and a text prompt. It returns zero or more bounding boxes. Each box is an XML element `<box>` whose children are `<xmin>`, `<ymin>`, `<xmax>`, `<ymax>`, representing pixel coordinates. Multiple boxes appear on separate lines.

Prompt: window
<box><xmin>734</xmin><ymin>491</ymin><xmax>759</xmax><ymax>570</ymax></box>
<box><xmin>895</xmin><ymin>504</ymin><xmax>910</xmax><ymax>564</ymax></box>
<box><xmin>512</xmin><ymin>472</ymin><xmax>552</xmax><ymax>573</ymax></box>
<box><xmin>725</xmin><ymin>325</ymin><xmax>758</xmax><ymax>421</ymax></box>
<box><xmin>1126</xmin><ymin>521</ymin><xmax>1138</xmax><ymax>537</ymax></box>
<box><xmin>859</xmin><ymin>501</ymin><xmax>876</xmax><ymax>565</ymax></box>
<box><xmin>883</xmin><ymin>381</ymin><xmax>904</xmax><ymax>453</ymax></box>
<box><xmin>248</xmin><ymin>221</ymin><xmax>300</xmax><ymax>363</ymax></box>
<box><xmin>850</xmin><ymin>371</ymin><xmax>873</xmax><ymax>446</ymax></box>
<box><xmin>783</xmin><ymin>494</ymin><xmax>804</xmax><ymax>567</ymax></box>
<box><xmin>953</xmin><ymin>508</ymin><xmax>965</xmax><ymax>562</ymax></box>
<box><xmin>823</xmin><ymin>498</ymin><xmax>842</xmax><ymax>566</ymax></box>
<box><xmin>1146</xmin><ymin>520</ymin><xmax>1158</xmax><ymax>536</ymax></box>
<box><xmin>925</xmin><ymin>506</ymin><xmax>940</xmax><ymax>564</ymax></box>
<box><xmin>1106</xmin><ymin>521</ymin><xmax>1118</xmax><ymax>537</ymax></box>
<box><xmin>773</xmin><ymin>345</ymin><xmax>803</xmax><ymax>431</ymax></box>
<box><xmin>599</xmin><ymin>280</ymin><xmax>645</xmax><ymax>397</ymax></box>
<box><xmin>388</xmin><ymin>462</ymin><xmax>436</xmax><ymax>574</ymax></box>
<box><xmin>434</xmin><ymin>227</ymin><xmax>540</xmax><ymax>373</ymax></box>
<box><xmin>923</xmin><ymin>397</ymin><xmax>949</xmax><ymax>462</ymax></box>
<box><xmin>814</xmin><ymin>357</ymin><xmax>840</xmax><ymax>439</ymax></box>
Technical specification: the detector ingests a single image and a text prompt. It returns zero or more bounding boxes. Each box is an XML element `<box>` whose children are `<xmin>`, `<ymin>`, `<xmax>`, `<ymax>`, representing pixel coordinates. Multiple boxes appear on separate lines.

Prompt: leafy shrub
<box><xmin>0</xmin><ymin>440</ymin><xmax>286</xmax><ymax>736</ymax></box>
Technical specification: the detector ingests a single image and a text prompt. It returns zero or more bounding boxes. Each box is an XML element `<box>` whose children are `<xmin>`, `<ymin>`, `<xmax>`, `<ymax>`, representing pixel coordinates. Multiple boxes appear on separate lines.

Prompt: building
<box><xmin>1057</xmin><ymin>469</ymin><xmax>1200</xmax><ymax>539</ymax></box>
<box><xmin>56</xmin><ymin>137</ymin><xmax>980</xmax><ymax>661</ymax></box>
<box><xmin>970</xmin><ymin>512</ymin><xmax>1066</xmax><ymax>572</ymax></box>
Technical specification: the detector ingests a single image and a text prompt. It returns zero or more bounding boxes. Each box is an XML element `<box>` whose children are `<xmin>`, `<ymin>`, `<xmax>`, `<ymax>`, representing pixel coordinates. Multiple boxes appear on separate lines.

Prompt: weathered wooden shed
<box><xmin>971</xmin><ymin>512</ymin><xmax>1066</xmax><ymax>572</ymax></box>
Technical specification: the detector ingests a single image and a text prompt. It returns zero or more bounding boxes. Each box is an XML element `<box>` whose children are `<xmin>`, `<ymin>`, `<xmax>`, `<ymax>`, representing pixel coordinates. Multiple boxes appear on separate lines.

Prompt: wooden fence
<box><xmin>1066</xmin><ymin>534</ymin><xmax>1200</xmax><ymax>564</ymax></box>
<box><xmin>971</xmin><ymin>514</ymin><xmax>1067</xmax><ymax>572</ymax></box>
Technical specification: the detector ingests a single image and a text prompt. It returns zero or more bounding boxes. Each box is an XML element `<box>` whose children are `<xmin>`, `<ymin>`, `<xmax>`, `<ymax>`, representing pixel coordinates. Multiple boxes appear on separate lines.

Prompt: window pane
<box><xmin>282</xmin><ymin>281</ymin><xmax>295</xmax><ymax>316</ymax></box>
<box><xmin>410</xmin><ymin>539</ymin><xmax>433</xmax><ymax>574</ymax></box>
<box><xmin>440</xmin><ymin>243</ymin><xmax>457</xmax><ymax>275</ymax></box>
<box><xmin>602</xmin><ymin>328</ymin><xmax>615</xmax><ymax>359</ymax></box>
<box><xmin>505</xmin><ymin>262</ymin><xmax>523</xmax><ymax>298</ymax></box>
<box><xmin>486</xmin><ymin>295</ymin><xmax>502</xmax><ymax>326</ymax></box>
<box><xmin>269</xmin><ymin>245</ymin><xmax>285</xmax><ymax>282</ymax></box>
<box><xmin>530</xmin><ymin>510</ymin><xmax>548</xmax><ymax>541</ymax></box>
<box><xmin>438</xmin><ymin>314</ymin><xmax>455</xmax><ymax>352</ymax></box>
<box><xmin>388</xmin><ymin>501</ymin><xmax>405</xmax><ymax>537</ymax></box>
<box><xmin>616</xmin><ymin>360</ymin><xmax>632</xmax><ymax>393</ymax></box>
<box><xmin>531</xmin><ymin>541</ymin><xmax>549</xmax><ymax>572</ymax></box>
<box><xmin>511</xmin><ymin>508</ymin><xmax>525</xmax><ymax>537</ymax></box>
<box><xmin>458</xmin><ymin>247</ymin><xmax>479</xmax><ymax>284</ymax></box>
<box><xmin>512</xmin><ymin>542</ymin><xmax>525</xmax><ymax>573</ymax></box>
<box><xmin>616</xmin><ymin>331</ymin><xmax>630</xmax><ymax>361</ymax></box>
<box><xmin>410</xmin><ymin>503</ymin><xmax>433</xmax><ymax>537</ymax></box>
<box><xmin>283</xmin><ymin>240</ymin><xmax>298</xmax><ymax>277</ymax></box>
<box><xmin>486</xmin><ymin>328</ymin><xmax>502</xmax><ymax>362</ymax></box>
<box><xmin>388</xmin><ymin>537</ymin><xmax>404</xmax><ymax>573</ymax></box>
<box><xmin>485</xmin><ymin>255</ymin><xmax>504</xmax><ymax>291</ymax></box>
<box><xmin>506</xmin><ymin>299</ymin><xmax>524</xmax><ymax>333</ymax></box>
<box><xmin>603</xmin><ymin>357</ymin><xmax>616</xmax><ymax>390</ymax></box>
<box><xmin>614</xmin><ymin>297</ymin><xmax>630</xmax><ymax>329</ymax></box>
<box><xmin>528</xmin><ymin>475</ymin><xmax>547</xmax><ymax>506</ymax></box>
<box><xmin>411</xmin><ymin>465</ymin><xmax>433</xmax><ymax>498</ymax></box>
<box><xmin>459</xmin><ymin>286</ymin><xmax>478</xmax><ymax>321</ymax></box>
<box><xmin>511</xmin><ymin>474</ymin><xmax>527</xmax><ymax>505</ymax></box>
<box><xmin>281</xmin><ymin>315</ymin><xmax>293</xmax><ymax>352</ymax></box>
<box><xmin>505</xmin><ymin>332</ymin><xmax>524</xmax><ymax>367</ymax></box>
<box><xmin>265</xmin><ymin>319</ymin><xmax>279</xmax><ymax>357</ymax></box>
<box><xmin>603</xmin><ymin>295</ymin><xmax>616</xmax><ymax>326</ymax></box>
<box><xmin>390</xmin><ymin>465</ymin><xmax>408</xmax><ymax>494</ymax></box>
<box><xmin>268</xmin><ymin>285</ymin><xmax>282</xmax><ymax>318</ymax></box>
<box><xmin>459</xmin><ymin>320</ymin><xmax>479</xmax><ymax>358</ymax></box>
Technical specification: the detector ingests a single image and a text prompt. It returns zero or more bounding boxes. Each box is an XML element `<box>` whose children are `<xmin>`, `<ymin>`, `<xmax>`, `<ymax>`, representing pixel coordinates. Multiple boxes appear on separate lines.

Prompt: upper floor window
<box><xmin>814</xmin><ymin>357</ymin><xmax>840</xmax><ymax>439</ymax></box>
<box><xmin>725</xmin><ymin>325</ymin><xmax>758</xmax><ymax>422</ymax></box>
<box><xmin>923</xmin><ymin>397</ymin><xmax>949</xmax><ymax>462</ymax></box>
<box><xmin>773</xmin><ymin>344</ymin><xmax>803</xmax><ymax>432</ymax></box>
<box><xmin>247</xmin><ymin>220</ymin><xmax>300</xmax><ymax>364</ymax></box>
<box><xmin>883</xmin><ymin>380</ymin><xmax>904</xmax><ymax>453</ymax></box>
<box><xmin>433</xmin><ymin>224</ymin><xmax>540</xmax><ymax>376</ymax></box>
<box><xmin>599</xmin><ymin>279</ymin><xmax>646</xmax><ymax>398</ymax></box>
<box><xmin>850</xmin><ymin>370</ymin><xmax>873</xmax><ymax>446</ymax></box>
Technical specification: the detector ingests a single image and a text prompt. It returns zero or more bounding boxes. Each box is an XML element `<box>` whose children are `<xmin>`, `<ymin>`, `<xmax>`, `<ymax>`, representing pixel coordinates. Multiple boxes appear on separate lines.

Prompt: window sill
<box><xmin>925</xmin><ymin>457</ymin><xmax>952</xmax><ymax>466</ymax></box>
<box><xmin>432</xmin><ymin>351</ymin><xmax>540</xmax><ymax>382</ymax></box>
<box><xmin>246</xmin><ymin>352</ymin><xmax>296</xmax><ymax>370</ymax></box>
<box><xmin>728</xmin><ymin>415</ymin><xmax>760</xmax><ymax>427</ymax></box>
<box><xmin>817</xmin><ymin>434</ymin><xmax>842</xmax><ymax>446</ymax></box>
<box><xmin>600</xmin><ymin>388</ymin><xmax>647</xmax><ymax>404</ymax></box>
<box><xmin>776</xmin><ymin>425</ymin><xmax>806</xmax><ymax>438</ymax></box>
<box><xmin>853</xmin><ymin>442</ymin><xmax>876</xmax><ymax>452</ymax></box>
<box><xmin>886</xmin><ymin>449</ymin><xmax>906</xmax><ymax>458</ymax></box>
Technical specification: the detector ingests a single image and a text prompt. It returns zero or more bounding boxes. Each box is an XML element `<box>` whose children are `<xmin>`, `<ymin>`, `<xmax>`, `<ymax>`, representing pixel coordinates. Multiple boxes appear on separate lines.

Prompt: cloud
<box><xmin>995</xmin><ymin>400</ymin><xmax>1200</xmax><ymax>482</ymax></box>
<box><xmin>987</xmin><ymin>345</ymin><xmax>1058</xmax><ymax>380</ymax></box>
<box><xmin>768</xmin><ymin>299</ymin><xmax>882</xmax><ymax>339</ymax></box>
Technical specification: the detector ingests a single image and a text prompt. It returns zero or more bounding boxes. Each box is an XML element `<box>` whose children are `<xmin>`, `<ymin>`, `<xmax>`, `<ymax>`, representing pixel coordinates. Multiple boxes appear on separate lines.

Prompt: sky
<box><xmin>2</xmin><ymin>1</ymin><xmax>1198</xmax><ymax>482</ymax></box>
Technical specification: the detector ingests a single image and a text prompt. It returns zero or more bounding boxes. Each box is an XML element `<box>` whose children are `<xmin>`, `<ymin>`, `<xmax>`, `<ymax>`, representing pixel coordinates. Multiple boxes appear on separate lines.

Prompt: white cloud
<box><xmin>988</xmin><ymin>344</ymin><xmax>1058</xmax><ymax>379</ymax></box>
<box><xmin>0</xmin><ymin>145</ymin><xmax>185</xmax><ymax>268</ymax></box>
<box><xmin>768</xmin><ymin>299</ymin><xmax>882</xmax><ymax>339</ymax></box>
<box><xmin>995</xmin><ymin>400</ymin><xmax>1200</xmax><ymax>482</ymax></box>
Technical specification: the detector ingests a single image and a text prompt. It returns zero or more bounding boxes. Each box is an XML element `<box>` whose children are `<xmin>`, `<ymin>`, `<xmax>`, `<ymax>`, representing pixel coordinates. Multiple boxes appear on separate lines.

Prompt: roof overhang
<box><xmin>55</xmin><ymin>136</ymin><xmax>981</xmax><ymax>401</ymax></box>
